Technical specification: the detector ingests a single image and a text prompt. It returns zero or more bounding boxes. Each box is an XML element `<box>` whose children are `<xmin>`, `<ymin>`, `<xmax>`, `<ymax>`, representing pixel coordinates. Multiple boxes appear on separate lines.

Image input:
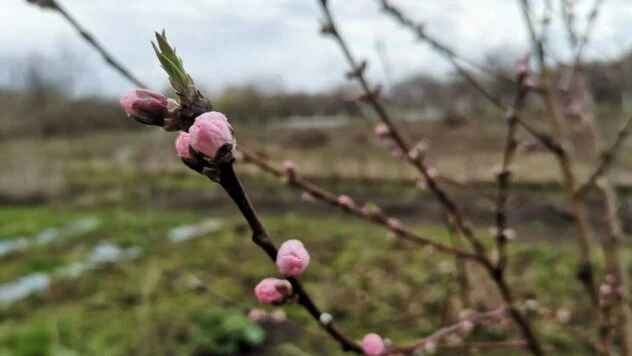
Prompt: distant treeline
<box><xmin>2</xmin><ymin>49</ymin><xmax>631</xmax><ymax>138</ymax></box>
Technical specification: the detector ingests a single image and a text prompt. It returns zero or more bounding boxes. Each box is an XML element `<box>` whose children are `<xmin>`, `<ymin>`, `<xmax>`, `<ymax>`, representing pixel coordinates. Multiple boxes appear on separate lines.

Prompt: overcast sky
<box><xmin>2</xmin><ymin>0</ymin><xmax>632</xmax><ymax>97</ymax></box>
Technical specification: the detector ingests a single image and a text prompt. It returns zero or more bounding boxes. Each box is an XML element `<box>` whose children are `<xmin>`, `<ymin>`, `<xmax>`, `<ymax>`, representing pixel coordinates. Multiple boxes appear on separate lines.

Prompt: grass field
<box><xmin>1</xmin><ymin>117</ymin><xmax>632</xmax><ymax>355</ymax></box>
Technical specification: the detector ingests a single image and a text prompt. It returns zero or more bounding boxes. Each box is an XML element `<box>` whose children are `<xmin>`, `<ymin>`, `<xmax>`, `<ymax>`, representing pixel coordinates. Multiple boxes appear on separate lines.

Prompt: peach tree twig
<box><xmin>378</xmin><ymin>0</ymin><xmax>508</xmax><ymax>110</ymax></box>
<box><xmin>238</xmin><ymin>149</ymin><xmax>483</xmax><ymax>262</ymax></box>
<box><xmin>191</xmin><ymin>158</ymin><xmax>363</xmax><ymax>353</ymax></box>
<box><xmin>316</xmin><ymin>2</ymin><xmax>544</xmax><ymax>354</ymax></box>
<box><xmin>561</xmin><ymin>0</ymin><xmax>607</xmax><ymax>93</ymax></box>
<box><xmin>136</xmin><ymin>33</ymin><xmax>364</xmax><ymax>354</ymax></box>
<box><xmin>564</xmin><ymin>0</ymin><xmax>631</xmax><ymax>347</ymax></box>
<box><xmin>575</xmin><ymin>115</ymin><xmax>632</xmax><ymax>196</ymax></box>
<box><xmin>129</xmin><ymin>31</ymin><xmax>537</xmax><ymax>356</ymax></box>
<box><xmin>519</xmin><ymin>0</ymin><xmax>599</xmax><ymax>307</ymax></box>
<box><xmin>239</xmin><ymin>144</ymin><xmax>547</xmax><ymax>355</ymax></box>
<box><xmin>25</xmin><ymin>0</ymin><xmax>147</xmax><ymax>88</ymax></box>
<box><xmin>494</xmin><ymin>62</ymin><xmax>532</xmax><ymax>272</ymax></box>
<box><xmin>317</xmin><ymin>0</ymin><xmax>485</xmax><ymax>258</ymax></box>
<box><xmin>388</xmin><ymin>307</ymin><xmax>510</xmax><ymax>355</ymax></box>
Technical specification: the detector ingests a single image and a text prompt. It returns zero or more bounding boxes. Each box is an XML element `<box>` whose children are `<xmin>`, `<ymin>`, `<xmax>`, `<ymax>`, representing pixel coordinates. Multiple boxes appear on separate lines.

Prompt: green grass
<box><xmin>0</xmin><ymin>205</ymin><xmax>614</xmax><ymax>355</ymax></box>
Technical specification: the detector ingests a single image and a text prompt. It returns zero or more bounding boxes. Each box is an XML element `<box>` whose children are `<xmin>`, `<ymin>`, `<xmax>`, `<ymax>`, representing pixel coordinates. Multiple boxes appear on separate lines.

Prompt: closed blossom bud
<box><xmin>374</xmin><ymin>123</ymin><xmax>390</xmax><ymax>139</ymax></box>
<box><xmin>516</xmin><ymin>54</ymin><xmax>531</xmax><ymax>80</ymax></box>
<box><xmin>254</xmin><ymin>278</ymin><xmax>292</xmax><ymax>304</ymax></box>
<box><xmin>386</xmin><ymin>218</ymin><xmax>403</xmax><ymax>231</ymax></box>
<box><xmin>283</xmin><ymin>160</ymin><xmax>297</xmax><ymax>180</ymax></box>
<box><xmin>120</xmin><ymin>89</ymin><xmax>169</xmax><ymax>126</ymax></box>
<box><xmin>337</xmin><ymin>195</ymin><xmax>355</xmax><ymax>209</ymax></box>
<box><xmin>175</xmin><ymin>132</ymin><xmax>192</xmax><ymax>159</ymax></box>
<box><xmin>247</xmin><ymin>308</ymin><xmax>267</xmax><ymax>322</ymax></box>
<box><xmin>276</xmin><ymin>239</ymin><xmax>310</xmax><ymax>276</ymax></box>
<box><xmin>424</xmin><ymin>340</ymin><xmax>437</xmax><ymax>354</ymax></box>
<box><xmin>426</xmin><ymin>166</ymin><xmax>438</xmax><ymax>179</ymax></box>
<box><xmin>189</xmin><ymin>111</ymin><xmax>234</xmax><ymax>158</ymax></box>
<box><xmin>361</xmin><ymin>333</ymin><xmax>385</xmax><ymax>356</ymax></box>
<box><xmin>460</xmin><ymin>320</ymin><xmax>475</xmax><ymax>334</ymax></box>
<box><xmin>361</xmin><ymin>203</ymin><xmax>382</xmax><ymax>217</ymax></box>
<box><xmin>319</xmin><ymin>312</ymin><xmax>333</xmax><ymax>325</ymax></box>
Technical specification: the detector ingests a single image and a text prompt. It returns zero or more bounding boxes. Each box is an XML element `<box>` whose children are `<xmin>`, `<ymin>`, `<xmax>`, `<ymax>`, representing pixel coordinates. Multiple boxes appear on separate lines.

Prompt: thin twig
<box><xmin>494</xmin><ymin>68</ymin><xmax>532</xmax><ymax>271</ymax></box>
<box><xmin>26</xmin><ymin>0</ymin><xmax>147</xmax><ymax>88</ymax></box>
<box><xmin>317</xmin><ymin>0</ymin><xmax>485</xmax><ymax>257</ymax></box>
<box><xmin>562</xmin><ymin>0</ymin><xmax>606</xmax><ymax>93</ymax></box>
<box><xmin>215</xmin><ymin>162</ymin><xmax>363</xmax><ymax>353</ymax></box>
<box><xmin>378</xmin><ymin>0</ymin><xmax>506</xmax><ymax>110</ymax></box>
<box><xmin>238</xmin><ymin>149</ymin><xmax>482</xmax><ymax>262</ymax></box>
<box><xmin>388</xmin><ymin>307</ymin><xmax>508</xmax><ymax>354</ymax></box>
<box><xmin>576</xmin><ymin>115</ymin><xmax>632</xmax><ymax>196</ymax></box>
<box><xmin>519</xmin><ymin>0</ymin><xmax>598</xmax><ymax>307</ymax></box>
<box><xmin>319</xmin><ymin>2</ymin><xmax>544</xmax><ymax>354</ymax></box>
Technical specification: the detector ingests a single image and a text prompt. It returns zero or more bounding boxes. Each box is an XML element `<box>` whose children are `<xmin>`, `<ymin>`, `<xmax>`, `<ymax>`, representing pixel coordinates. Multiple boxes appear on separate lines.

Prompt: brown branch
<box><xmin>26</xmin><ymin>0</ymin><xmax>147</xmax><ymax>88</ymax></box>
<box><xmin>238</xmin><ymin>149</ymin><xmax>482</xmax><ymax>262</ymax></box>
<box><xmin>379</xmin><ymin>0</ymin><xmax>506</xmax><ymax>110</ymax></box>
<box><xmin>214</xmin><ymin>162</ymin><xmax>362</xmax><ymax>353</ymax></box>
<box><xmin>576</xmin><ymin>115</ymin><xmax>632</xmax><ymax>196</ymax></box>
<box><xmin>494</xmin><ymin>69</ymin><xmax>532</xmax><ymax>271</ymax></box>
<box><xmin>388</xmin><ymin>307</ymin><xmax>509</xmax><ymax>354</ymax></box>
<box><xmin>317</xmin><ymin>0</ymin><xmax>485</xmax><ymax>258</ymax></box>
<box><xmin>378</xmin><ymin>0</ymin><xmax>515</xmax><ymax>109</ymax></box>
<box><xmin>519</xmin><ymin>0</ymin><xmax>598</xmax><ymax>307</ymax></box>
<box><xmin>318</xmin><ymin>3</ymin><xmax>543</xmax><ymax>354</ymax></box>
<box><xmin>562</xmin><ymin>0</ymin><xmax>606</xmax><ymax>93</ymax></box>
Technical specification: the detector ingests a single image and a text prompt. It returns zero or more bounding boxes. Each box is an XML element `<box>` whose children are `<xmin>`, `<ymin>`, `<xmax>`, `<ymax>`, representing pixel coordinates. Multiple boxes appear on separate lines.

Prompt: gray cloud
<box><xmin>1</xmin><ymin>0</ymin><xmax>631</xmax><ymax>97</ymax></box>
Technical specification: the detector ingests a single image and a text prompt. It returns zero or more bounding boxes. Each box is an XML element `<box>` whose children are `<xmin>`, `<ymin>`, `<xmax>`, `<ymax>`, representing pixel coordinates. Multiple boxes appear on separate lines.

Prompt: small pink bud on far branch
<box><xmin>386</xmin><ymin>218</ymin><xmax>403</xmax><ymax>231</ymax></box>
<box><xmin>426</xmin><ymin>166</ymin><xmax>438</xmax><ymax>179</ymax></box>
<box><xmin>247</xmin><ymin>308</ymin><xmax>267</xmax><ymax>322</ymax></box>
<box><xmin>283</xmin><ymin>160</ymin><xmax>297</xmax><ymax>180</ymax></box>
<box><xmin>189</xmin><ymin>111</ymin><xmax>234</xmax><ymax>158</ymax></box>
<box><xmin>254</xmin><ymin>278</ymin><xmax>292</xmax><ymax>304</ymax></box>
<box><xmin>460</xmin><ymin>320</ymin><xmax>475</xmax><ymax>334</ymax></box>
<box><xmin>361</xmin><ymin>333</ymin><xmax>385</xmax><ymax>356</ymax></box>
<box><xmin>276</xmin><ymin>239</ymin><xmax>310</xmax><ymax>277</ymax></box>
<box><xmin>424</xmin><ymin>340</ymin><xmax>438</xmax><ymax>354</ymax></box>
<box><xmin>337</xmin><ymin>195</ymin><xmax>355</xmax><ymax>209</ymax></box>
<box><xmin>120</xmin><ymin>89</ymin><xmax>169</xmax><ymax>126</ymax></box>
<box><xmin>516</xmin><ymin>54</ymin><xmax>531</xmax><ymax>79</ymax></box>
<box><xmin>175</xmin><ymin>132</ymin><xmax>192</xmax><ymax>159</ymax></box>
<box><xmin>374</xmin><ymin>123</ymin><xmax>390</xmax><ymax>139</ymax></box>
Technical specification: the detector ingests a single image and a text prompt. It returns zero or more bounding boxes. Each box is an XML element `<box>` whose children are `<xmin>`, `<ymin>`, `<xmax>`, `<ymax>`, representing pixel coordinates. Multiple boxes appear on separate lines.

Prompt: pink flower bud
<box><xmin>386</xmin><ymin>218</ymin><xmax>402</xmax><ymax>231</ymax></box>
<box><xmin>120</xmin><ymin>89</ymin><xmax>168</xmax><ymax>126</ymax></box>
<box><xmin>283</xmin><ymin>160</ymin><xmax>297</xmax><ymax>180</ymax></box>
<box><xmin>247</xmin><ymin>308</ymin><xmax>267</xmax><ymax>322</ymax></box>
<box><xmin>361</xmin><ymin>333</ymin><xmax>385</xmax><ymax>356</ymax></box>
<box><xmin>175</xmin><ymin>132</ymin><xmax>192</xmax><ymax>159</ymax></box>
<box><xmin>254</xmin><ymin>278</ymin><xmax>292</xmax><ymax>304</ymax></box>
<box><xmin>374</xmin><ymin>123</ymin><xmax>390</xmax><ymax>139</ymax></box>
<box><xmin>516</xmin><ymin>54</ymin><xmax>531</xmax><ymax>79</ymax></box>
<box><xmin>189</xmin><ymin>111</ymin><xmax>234</xmax><ymax>158</ymax></box>
<box><xmin>276</xmin><ymin>239</ymin><xmax>310</xmax><ymax>277</ymax></box>
<box><xmin>337</xmin><ymin>195</ymin><xmax>355</xmax><ymax>209</ymax></box>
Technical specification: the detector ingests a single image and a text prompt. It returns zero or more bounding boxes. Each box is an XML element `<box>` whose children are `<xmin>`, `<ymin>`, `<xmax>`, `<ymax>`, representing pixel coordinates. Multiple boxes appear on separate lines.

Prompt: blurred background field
<box><xmin>2</xmin><ymin>91</ymin><xmax>632</xmax><ymax>355</ymax></box>
<box><xmin>3</xmin><ymin>1</ymin><xmax>632</xmax><ymax>355</ymax></box>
